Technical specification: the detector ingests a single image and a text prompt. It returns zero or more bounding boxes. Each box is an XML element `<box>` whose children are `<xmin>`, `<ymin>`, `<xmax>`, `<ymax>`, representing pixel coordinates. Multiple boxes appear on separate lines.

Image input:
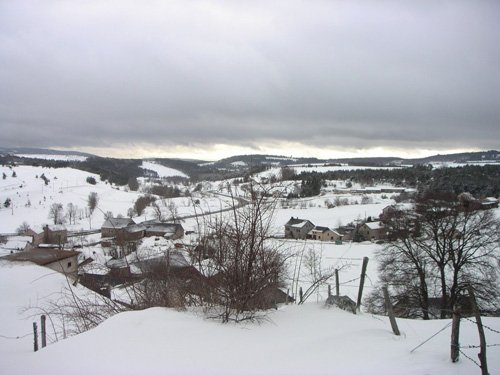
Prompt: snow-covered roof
<box><xmin>102</xmin><ymin>217</ymin><xmax>134</xmax><ymax>229</ymax></box>
<box><xmin>309</xmin><ymin>226</ymin><xmax>331</xmax><ymax>233</ymax></box>
<box><xmin>286</xmin><ymin>217</ymin><xmax>314</xmax><ymax>228</ymax></box>
<box><xmin>47</xmin><ymin>224</ymin><xmax>67</xmax><ymax>231</ymax></box>
<box><xmin>3</xmin><ymin>237</ymin><xmax>31</xmax><ymax>250</ymax></box>
<box><xmin>125</xmin><ymin>224</ymin><xmax>146</xmax><ymax>233</ymax></box>
<box><xmin>3</xmin><ymin>249</ymin><xmax>80</xmax><ymax>265</ymax></box>
<box><xmin>364</xmin><ymin>221</ymin><xmax>385</xmax><ymax>230</ymax></box>
<box><xmin>145</xmin><ymin>223</ymin><xmax>182</xmax><ymax>233</ymax></box>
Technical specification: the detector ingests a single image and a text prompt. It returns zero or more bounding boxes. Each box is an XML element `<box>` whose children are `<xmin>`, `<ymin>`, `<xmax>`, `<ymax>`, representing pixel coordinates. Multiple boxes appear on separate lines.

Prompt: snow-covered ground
<box><xmin>258</xmin><ymin>164</ymin><xmax>400</xmax><ymax>179</ymax></box>
<box><xmin>1</xmin><ymin>163</ymin><xmax>499</xmax><ymax>374</ymax></box>
<box><xmin>1</xmin><ymin>261</ymin><xmax>498</xmax><ymax>375</ymax></box>
<box><xmin>140</xmin><ymin>161</ymin><xmax>188</xmax><ymax>178</ymax></box>
<box><xmin>0</xmin><ymin>165</ymin><xmax>224</xmax><ymax>233</ymax></box>
<box><xmin>0</xmin><ymin>165</ymin><xmax>143</xmax><ymax>232</ymax></box>
<box><xmin>14</xmin><ymin>153</ymin><xmax>88</xmax><ymax>162</ymax></box>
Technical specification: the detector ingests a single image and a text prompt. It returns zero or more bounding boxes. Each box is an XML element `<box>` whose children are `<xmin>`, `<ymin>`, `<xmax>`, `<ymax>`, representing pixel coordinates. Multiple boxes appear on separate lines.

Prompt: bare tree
<box><xmin>87</xmin><ymin>192</ymin><xmax>99</xmax><ymax>214</ymax></box>
<box><xmin>16</xmin><ymin>221</ymin><xmax>31</xmax><ymax>235</ymax></box>
<box><xmin>48</xmin><ymin>203</ymin><xmax>64</xmax><ymax>224</ymax></box>
<box><xmin>372</xmin><ymin>194</ymin><xmax>500</xmax><ymax>318</ymax></box>
<box><xmin>66</xmin><ymin>203</ymin><xmax>78</xmax><ymax>225</ymax></box>
<box><xmin>200</xmin><ymin>184</ymin><xmax>288</xmax><ymax>323</ymax></box>
<box><xmin>298</xmin><ymin>247</ymin><xmax>349</xmax><ymax>304</ymax></box>
<box><xmin>151</xmin><ymin>201</ymin><xmax>164</xmax><ymax>222</ymax></box>
<box><xmin>87</xmin><ymin>192</ymin><xmax>99</xmax><ymax>228</ymax></box>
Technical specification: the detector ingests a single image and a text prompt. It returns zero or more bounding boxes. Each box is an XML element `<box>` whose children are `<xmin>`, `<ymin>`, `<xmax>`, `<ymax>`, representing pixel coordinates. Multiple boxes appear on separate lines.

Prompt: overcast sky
<box><xmin>1</xmin><ymin>1</ymin><xmax>499</xmax><ymax>160</ymax></box>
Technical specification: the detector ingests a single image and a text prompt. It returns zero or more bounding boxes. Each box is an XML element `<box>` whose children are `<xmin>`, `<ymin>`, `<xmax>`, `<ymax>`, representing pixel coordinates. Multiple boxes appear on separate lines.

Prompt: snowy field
<box><xmin>1</xmin><ymin>260</ymin><xmax>499</xmax><ymax>375</ymax></box>
<box><xmin>140</xmin><ymin>161</ymin><xmax>188</xmax><ymax>178</ymax></box>
<box><xmin>14</xmin><ymin>154</ymin><xmax>88</xmax><ymax>162</ymax></box>
<box><xmin>1</xmin><ymin>164</ymin><xmax>499</xmax><ymax>374</ymax></box>
<box><xmin>0</xmin><ymin>165</ymin><xmax>143</xmax><ymax>233</ymax></box>
<box><xmin>0</xmin><ymin>165</ymin><xmax>232</xmax><ymax>233</ymax></box>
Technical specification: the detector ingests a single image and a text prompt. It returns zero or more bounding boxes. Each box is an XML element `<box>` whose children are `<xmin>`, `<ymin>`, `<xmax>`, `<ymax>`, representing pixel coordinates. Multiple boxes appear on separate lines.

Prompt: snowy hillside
<box><xmin>1</xmin><ymin>242</ymin><xmax>499</xmax><ymax>374</ymax></box>
<box><xmin>0</xmin><ymin>165</ymin><xmax>144</xmax><ymax>233</ymax></box>
<box><xmin>140</xmin><ymin>161</ymin><xmax>188</xmax><ymax>178</ymax></box>
<box><xmin>15</xmin><ymin>153</ymin><xmax>88</xmax><ymax>162</ymax></box>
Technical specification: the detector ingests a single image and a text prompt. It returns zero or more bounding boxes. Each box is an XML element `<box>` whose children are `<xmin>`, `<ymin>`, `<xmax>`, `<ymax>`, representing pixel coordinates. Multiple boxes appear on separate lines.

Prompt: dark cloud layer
<box><xmin>1</xmin><ymin>1</ymin><xmax>499</xmax><ymax>157</ymax></box>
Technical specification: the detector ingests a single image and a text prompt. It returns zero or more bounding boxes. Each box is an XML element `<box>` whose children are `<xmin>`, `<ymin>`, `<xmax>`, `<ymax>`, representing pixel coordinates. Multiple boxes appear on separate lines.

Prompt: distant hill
<box><xmin>0</xmin><ymin>146</ymin><xmax>95</xmax><ymax>158</ymax></box>
<box><xmin>403</xmin><ymin>150</ymin><xmax>500</xmax><ymax>164</ymax></box>
<box><xmin>3</xmin><ymin>147</ymin><xmax>499</xmax><ymax>184</ymax></box>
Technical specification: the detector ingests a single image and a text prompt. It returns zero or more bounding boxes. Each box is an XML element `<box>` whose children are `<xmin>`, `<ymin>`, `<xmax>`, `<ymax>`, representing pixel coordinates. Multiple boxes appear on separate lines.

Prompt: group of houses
<box><xmin>284</xmin><ymin>217</ymin><xmax>388</xmax><ymax>243</ymax></box>
<box><xmin>101</xmin><ymin>217</ymin><xmax>184</xmax><ymax>242</ymax></box>
<box><xmin>0</xmin><ymin>224</ymin><xmax>79</xmax><ymax>275</ymax></box>
<box><xmin>289</xmin><ymin>217</ymin><xmax>390</xmax><ymax>243</ymax></box>
<box><xmin>285</xmin><ymin>195</ymin><xmax>500</xmax><ymax>244</ymax></box>
<box><xmin>0</xmin><ymin>217</ymin><xmax>185</xmax><ymax>278</ymax></box>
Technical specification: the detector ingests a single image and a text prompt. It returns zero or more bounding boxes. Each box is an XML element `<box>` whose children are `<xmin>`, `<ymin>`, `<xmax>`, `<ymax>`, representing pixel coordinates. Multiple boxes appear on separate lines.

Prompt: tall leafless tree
<box><xmin>200</xmin><ymin>183</ymin><xmax>288</xmax><ymax>323</ymax></box>
<box><xmin>48</xmin><ymin>203</ymin><xmax>64</xmax><ymax>225</ymax></box>
<box><xmin>372</xmin><ymin>194</ymin><xmax>499</xmax><ymax>318</ymax></box>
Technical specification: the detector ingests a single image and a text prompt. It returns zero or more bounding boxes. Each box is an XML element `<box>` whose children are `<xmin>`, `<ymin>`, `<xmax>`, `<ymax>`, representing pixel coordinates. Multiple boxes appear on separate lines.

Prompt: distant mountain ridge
<box><xmin>0</xmin><ymin>146</ymin><xmax>94</xmax><ymax>158</ymax></box>
<box><xmin>2</xmin><ymin>147</ymin><xmax>499</xmax><ymax>183</ymax></box>
<box><xmin>2</xmin><ymin>146</ymin><xmax>498</xmax><ymax>166</ymax></box>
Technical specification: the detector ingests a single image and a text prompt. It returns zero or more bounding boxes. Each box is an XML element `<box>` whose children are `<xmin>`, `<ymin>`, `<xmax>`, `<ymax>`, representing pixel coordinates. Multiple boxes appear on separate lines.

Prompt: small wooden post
<box><xmin>328</xmin><ymin>284</ymin><xmax>332</xmax><ymax>298</ymax></box>
<box><xmin>382</xmin><ymin>286</ymin><xmax>400</xmax><ymax>336</ymax></box>
<box><xmin>335</xmin><ymin>269</ymin><xmax>340</xmax><ymax>297</ymax></box>
<box><xmin>468</xmin><ymin>285</ymin><xmax>489</xmax><ymax>375</ymax></box>
<box><xmin>41</xmin><ymin>315</ymin><xmax>47</xmax><ymax>348</ymax></box>
<box><xmin>299</xmin><ymin>287</ymin><xmax>303</xmax><ymax>304</ymax></box>
<box><xmin>356</xmin><ymin>257</ymin><xmax>369</xmax><ymax>313</ymax></box>
<box><xmin>450</xmin><ymin>307</ymin><xmax>461</xmax><ymax>363</ymax></box>
<box><xmin>33</xmin><ymin>322</ymin><xmax>38</xmax><ymax>352</ymax></box>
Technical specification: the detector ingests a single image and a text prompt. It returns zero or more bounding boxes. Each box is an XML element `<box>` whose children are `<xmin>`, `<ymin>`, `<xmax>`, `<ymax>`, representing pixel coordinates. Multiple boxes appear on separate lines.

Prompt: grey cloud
<box><xmin>1</xmin><ymin>1</ymin><xmax>499</xmax><ymax>155</ymax></box>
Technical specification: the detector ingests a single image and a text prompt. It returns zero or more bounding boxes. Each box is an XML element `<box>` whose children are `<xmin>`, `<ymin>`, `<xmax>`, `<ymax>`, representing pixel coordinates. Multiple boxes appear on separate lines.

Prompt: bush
<box><xmin>86</xmin><ymin>176</ymin><xmax>97</xmax><ymax>185</ymax></box>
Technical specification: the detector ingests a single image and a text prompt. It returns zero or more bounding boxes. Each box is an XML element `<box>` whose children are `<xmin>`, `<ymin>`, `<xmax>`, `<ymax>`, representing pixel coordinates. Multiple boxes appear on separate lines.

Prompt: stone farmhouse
<box><xmin>101</xmin><ymin>217</ymin><xmax>185</xmax><ymax>242</ymax></box>
<box><xmin>358</xmin><ymin>221</ymin><xmax>387</xmax><ymax>241</ymax></box>
<box><xmin>307</xmin><ymin>226</ymin><xmax>343</xmax><ymax>242</ymax></box>
<box><xmin>284</xmin><ymin>217</ymin><xmax>315</xmax><ymax>239</ymax></box>
<box><xmin>4</xmin><ymin>249</ymin><xmax>80</xmax><ymax>275</ymax></box>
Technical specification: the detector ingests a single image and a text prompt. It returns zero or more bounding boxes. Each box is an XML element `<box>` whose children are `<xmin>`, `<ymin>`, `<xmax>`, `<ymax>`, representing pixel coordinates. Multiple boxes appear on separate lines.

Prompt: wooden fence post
<box><xmin>328</xmin><ymin>284</ymin><xmax>331</xmax><ymax>299</ymax></box>
<box><xmin>335</xmin><ymin>269</ymin><xmax>340</xmax><ymax>297</ymax></box>
<box><xmin>468</xmin><ymin>285</ymin><xmax>489</xmax><ymax>375</ymax></box>
<box><xmin>356</xmin><ymin>257</ymin><xmax>369</xmax><ymax>313</ymax></box>
<box><xmin>382</xmin><ymin>286</ymin><xmax>400</xmax><ymax>336</ymax></box>
<box><xmin>41</xmin><ymin>315</ymin><xmax>47</xmax><ymax>348</ymax></box>
<box><xmin>299</xmin><ymin>287</ymin><xmax>303</xmax><ymax>304</ymax></box>
<box><xmin>33</xmin><ymin>322</ymin><xmax>38</xmax><ymax>352</ymax></box>
<box><xmin>450</xmin><ymin>307</ymin><xmax>460</xmax><ymax>363</ymax></box>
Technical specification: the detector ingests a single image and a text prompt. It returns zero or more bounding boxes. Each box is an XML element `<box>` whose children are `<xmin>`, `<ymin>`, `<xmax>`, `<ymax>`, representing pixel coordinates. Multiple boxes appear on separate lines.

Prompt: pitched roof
<box><xmin>102</xmin><ymin>217</ymin><xmax>135</xmax><ymax>229</ymax></box>
<box><xmin>47</xmin><ymin>224</ymin><xmax>67</xmax><ymax>232</ymax></box>
<box><xmin>312</xmin><ymin>226</ymin><xmax>330</xmax><ymax>232</ymax></box>
<box><xmin>3</xmin><ymin>249</ymin><xmax>80</xmax><ymax>266</ymax></box>
<box><xmin>124</xmin><ymin>224</ymin><xmax>147</xmax><ymax>233</ymax></box>
<box><xmin>364</xmin><ymin>221</ymin><xmax>385</xmax><ymax>230</ymax></box>
<box><xmin>285</xmin><ymin>217</ymin><xmax>314</xmax><ymax>228</ymax></box>
<box><xmin>145</xmin><ymin>223</ymin><xmax>183</xmax><ymax>233</ymax></box>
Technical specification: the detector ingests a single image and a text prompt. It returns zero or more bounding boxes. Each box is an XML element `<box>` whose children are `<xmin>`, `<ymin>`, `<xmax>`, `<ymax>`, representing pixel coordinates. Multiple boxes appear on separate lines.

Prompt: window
<box><xmin>67</xmin><ymin>262</ymin><xmax>72</xmax><ymax>268</ymax></box>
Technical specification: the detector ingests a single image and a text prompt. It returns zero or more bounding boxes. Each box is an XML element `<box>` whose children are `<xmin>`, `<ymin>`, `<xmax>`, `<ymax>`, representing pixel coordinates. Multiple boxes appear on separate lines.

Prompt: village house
<box><xmin>307</xmin><ymin>226</ymin><xmax>343</xmax><ymax>242</ymax></box>
<box><xmin>43</xmin><ymin>224</ymin><xmax>68</xmax><ymax>246</ymax></box>
<box><xmin>284</xmin><ymin>217</ymin><xmax>315</xmax><ymax>239</ymax></box>
<box><xmin>101</xmin><ymin>217</ymin><xmax>135</xmax><ymax>238</ymax></box>
<box><xmin>480</xmin><ymin>197</ymin><xmax>499</xmax><ymax>210</ymax></box>
<box><xmin>122</xmin><ymin>223</ymin><xmax>147</xmax><ymax>242</ymax></box>
<box><xmin>3</xmin><ymin>249</ymin><xmax>80</xmax><ymax>275</ymax></box>
<box><xmin>144</xmin><ymin>222</ymin><xmax>185</xmax><ymax>240</ymax></box>
<box><xmin>380</xmin><ymin>203</ymin><xmax>414</xmax><ymax>222</ymax></box>
<box><xmin>358</xmin><ymin>221</ymin><xmax>387</xmax><ymax>241</ymax></box>
<box><xmin>336</xmin><ymin>225</ymin><xmax>356</xmax><ymax>241</ymax></box>
<box><xmin>0</xmin><ymin>235</ymin><xmax>34</xmax><ymax>254</ymax></box>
